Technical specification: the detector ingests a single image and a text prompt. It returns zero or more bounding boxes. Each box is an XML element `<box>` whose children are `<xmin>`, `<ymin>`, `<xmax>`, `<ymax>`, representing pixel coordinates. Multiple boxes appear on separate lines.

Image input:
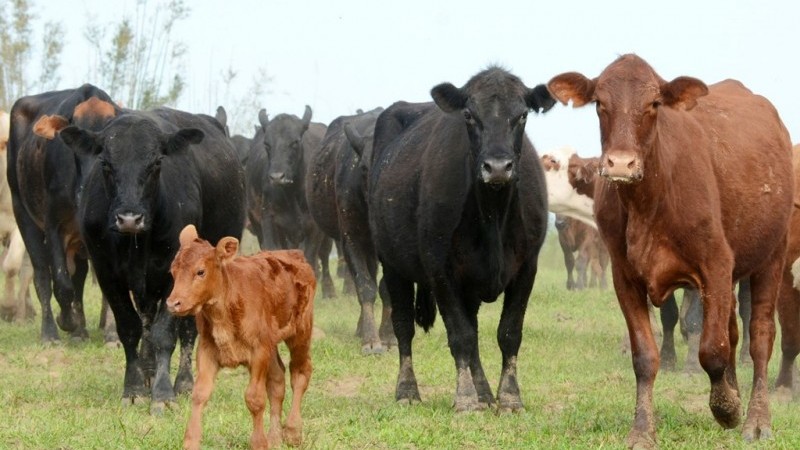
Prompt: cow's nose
<box><xmin>601</xmin><ymin>151</ymin><xmax>642</xmax><ymax>182</ymax></box>
<box><xmin>116</xmin><ymin>213</ymin><xmax>144</xmax><ymax>233</ymax></box>
<box><xmin>269</xmin><ymin>172</ymin><xmax>292</xmax><ymax>184</ymax></box>
<box><xmin>166</xmin><ymin>298</ymin><xmax>181</xmax><ymax>312</ymax></box>
<box><xmin>481</xmin><ymin>158</ymin><xmax>514</xmax><ymax>184</ymax></box>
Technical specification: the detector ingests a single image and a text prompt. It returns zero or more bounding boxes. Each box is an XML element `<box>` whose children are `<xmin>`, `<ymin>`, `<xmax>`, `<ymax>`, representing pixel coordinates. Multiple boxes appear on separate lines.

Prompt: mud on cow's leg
<box><xmin>149</xmin><ymin>308</ymin><xmax>180</xmax><ymax>414</ymax></box>
<box><xmin>385</xmin><ymin>270</ymin><xmax>420</xmax><ymax>404</ymax></box>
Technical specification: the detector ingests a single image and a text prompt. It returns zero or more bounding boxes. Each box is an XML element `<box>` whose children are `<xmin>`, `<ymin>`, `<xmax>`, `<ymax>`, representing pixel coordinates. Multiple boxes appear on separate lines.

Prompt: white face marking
<box><xmin>541</xmin><ymin>146</ymin><xmax>596</xmax><ymax>228</ymax></box>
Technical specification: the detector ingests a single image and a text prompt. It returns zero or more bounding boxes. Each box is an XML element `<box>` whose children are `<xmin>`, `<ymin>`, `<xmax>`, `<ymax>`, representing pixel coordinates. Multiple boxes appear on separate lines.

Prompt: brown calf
<box><xmin>549</xmin><ymin>54</ymin><xmax>793</xmax><ymax>447</ymax></box>
<box><xmin>554</xmin><ymin>214</ymin><xmax>608</xmax><ymax>290</ymax></box>
<box><xmin>167</xmin><ymin>225</ymin><xmax>315</xmax><ymax>450</ymax></box>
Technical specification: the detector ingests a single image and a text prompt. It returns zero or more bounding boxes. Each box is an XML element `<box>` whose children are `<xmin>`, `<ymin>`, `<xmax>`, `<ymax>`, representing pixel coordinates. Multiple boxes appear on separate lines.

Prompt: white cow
<box><xmin>539</xmin><ymin>146</ymin><xmax>597</xmax><ymax>228</ymax></box>
<box><xmin>0</xmin><ymin>110</ymin><xmax>34</xmax><ymax>322</ymax></box>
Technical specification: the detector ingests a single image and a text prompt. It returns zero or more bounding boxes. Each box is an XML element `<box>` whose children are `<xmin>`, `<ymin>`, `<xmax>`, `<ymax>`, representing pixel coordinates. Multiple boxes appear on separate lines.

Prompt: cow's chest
<box><xmin>624</xmin><ymin>220</ymin><xmax>694</xmax><ymax>304</ymax></box>
<box><xmin>451</xmin><ymin>221</ymin><xmax>519</xmax><ymax>301</ymax></box>
<box><xmin>210</xmin><ymin>327</ymin><xmax>251</xmax><ymax>368</ymax></box>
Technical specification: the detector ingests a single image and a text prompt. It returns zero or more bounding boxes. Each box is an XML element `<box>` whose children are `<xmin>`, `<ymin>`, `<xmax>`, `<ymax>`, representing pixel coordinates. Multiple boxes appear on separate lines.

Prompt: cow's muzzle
<box><xmin>600</xmin><ymin>151</ymin><xmax>643</xmax><ymax>183</ymax></box>
<box><xmin>114</xmin><ymin>212</ymin><xmax>146</xmax><ymax>234</ymax></box>
<box><xmin>481</xmin><ymin>158</ymin><xmax>514</xmax><ymax>186</ymax></box>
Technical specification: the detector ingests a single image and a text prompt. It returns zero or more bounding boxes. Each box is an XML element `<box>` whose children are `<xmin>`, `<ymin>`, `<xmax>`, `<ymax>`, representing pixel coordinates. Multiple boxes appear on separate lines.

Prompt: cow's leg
<box><xmin>659</xmin><ymin>293</ymin><xmax>678</xmax><ymax>371</ymax></box>
<box><xmin>245</xmin><ymin>348</ymin><xmax>272</xmax><ymax>450</ymax></box>
<box><xmin>19</xmin><ymin>258</ymin><xmax>35</xmax><ymax>320</ymax></box>
<box><xmin>100</xmin><ymin>296</ymin><xmax>120</xmax><ymax>346</ymax></box>
<box><xmin>742</xmin><ymin>248</ymin><xmax>784</xmax><ymax>441</ymax></box>
<box><xmin>613</xmin><ymin>271</ymin><xmax>658</xmax><ymax>449</ymax></box>
<box><xmin>378</xmin><ymin>278</ymin><xmax>396</xmax><ymax>348</ymax></box>
<box><xmin>575</xmin><ymin>251</ymin><xmax>588</xmax><ymax>290</ymax></box>
<box><xmin>285</xmin><ymin>328</ymin><xmax>313</xmax><ymax>447</ymax></box>
<box><xmin>18</xmin><ymin>221</ymin><xmax>59</xmax><ymax>342</ymax></box>
<box><xmin>335</xmin><ymin>239</ymin><xmax>356</xmax><ymax>295</ymax></box>
<box><xmin>45</xmin><ymin>227</ymin><xmax>79</xmax><ymax>334</ymax></box>
<box><xmin>385</xmin><ymin>267</ymin><xmax>420</xmax><ymax>404</ymax></box>
<box><xmin>433</xmin><ymin>282</ymin><xmax>482</xmax><ymax>412</ymax></box>
<box><xmin>563</xmin><ymin>248</ymin><xmax>576</xmax><ymax>290</ymax></box>
<box><xmin>496</xmin><ymin>259</ymin><xmax>536</xmax><ymax>412</ymax></box>
<box><xmin>697</xmin><ymin>274</ymin><xmax>741</xmax><ymax>431</ymax></box>
<box><xmin>682</xmin><ymin>288</ymin><xmax>703</xmax><ymax>373</ymax></box>
<box><xmin>183</xmin><ymin>342</ymin><xmax>219</xmax><ymax>450</ymax></box>
<box><xmin>149</xmin><ymin>307</ymin><xmax>179</xmax><ymax>414</ymax></box>
<box><xmin>174</xmin><ymin>316</ymin><xmax>197</xmax><ymax>394</ymax></box>
<box><xmin>266</xmin><ymin>352</ymin><xmax>286</xmax><ymax>448</ymax></box>
<box><xmin>1</xmin><ymin>248</ymin><xmax>17</xmax><ymax>321</ymax></box>
<box><xmin>462</xmin><ymin>297</ymin><xmax>493</xmax><ymax>408</ymax></box>
<box><xmin>343</xmin><ymin>235</ymin><xmax>383</xmax><ymax>354</ymax></box>
<box><xmin>776</xmin><ymin>263</ymin><xmax>800</xmax><ymax>393</ymax></box>
<box><xmin>737</xmin><ymin>278</ymin><xmax>752</xmax><ymax>365</ymax></box>
<box><xmin>67</xmin><ymin>257</ymin><xmax>89</xmax><ymax>339</ymax></box>
<box><xmin>317</xmin><ymin>236</ymin><xmax>336</xmax><ymax>299</ymax></box>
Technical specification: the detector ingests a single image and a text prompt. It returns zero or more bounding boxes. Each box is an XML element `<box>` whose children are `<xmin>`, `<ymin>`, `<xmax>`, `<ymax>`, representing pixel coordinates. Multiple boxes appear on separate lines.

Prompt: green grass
<box><xmin>0</xmin><ymin>231</ymin><xmax>799</xmax><ymax>449</ymax></box>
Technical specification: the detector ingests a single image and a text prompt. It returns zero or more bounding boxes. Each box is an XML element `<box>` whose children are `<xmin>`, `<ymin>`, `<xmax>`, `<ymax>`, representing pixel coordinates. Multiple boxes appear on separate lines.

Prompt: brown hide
<box><xmin>167</xmin><ymin>225</ymin><xmax>315</xmax><ymax>450</ymax></box>
<box><xmin>555</xmin><ymin>214</ymin><xmax>608</xmax><ymax>289</ymax></box>
<box><xmin>549</xmin><ymin>54</ymin><xmax>793</xmax><ymax>446</ymax></box>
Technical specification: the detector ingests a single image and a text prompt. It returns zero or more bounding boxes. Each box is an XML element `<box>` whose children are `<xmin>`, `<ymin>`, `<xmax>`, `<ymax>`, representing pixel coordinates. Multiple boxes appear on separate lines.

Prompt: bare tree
<box><xmin>215</xmin><ymin>65</ymin><xmax>273</xmax><ymax>136</ymax></box>
<box><xmin>0</xmin><ymin>0</ymin><xmax>64</xmax><ymax>110</ymax></box>
<box><xmin>85</xmin><ymin>0</ymin><xmax>189</xmax><ymax>109</ymax></box>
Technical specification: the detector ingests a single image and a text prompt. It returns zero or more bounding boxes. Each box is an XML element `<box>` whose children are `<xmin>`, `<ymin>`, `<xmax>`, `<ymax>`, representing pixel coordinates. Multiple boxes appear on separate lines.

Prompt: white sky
<box><xmin>34</xmin><ymin>0</ymin><xmax>799</xmax><ymax>157</ymax></box>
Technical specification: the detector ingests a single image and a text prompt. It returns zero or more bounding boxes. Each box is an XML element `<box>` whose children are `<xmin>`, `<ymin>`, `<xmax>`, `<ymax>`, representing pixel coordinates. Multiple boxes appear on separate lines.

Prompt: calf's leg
<box><xmin>285</xmin><ymin>335</ymin><xmax>313</xmax><ymax>446</ymax></box>
<box><xmin>266</xmin><ymin>352</ymin><xmax>286</xmax><ymax>448</ymax></box>
<box><xmin>183</xmin><ymin>344</ymin><xmax>219</xmax><ymax>450</ymax></box>
<box><xmin>245</xmin><ymin>350</ymin><xmax>272</xmax><ymax>450</ymax></box>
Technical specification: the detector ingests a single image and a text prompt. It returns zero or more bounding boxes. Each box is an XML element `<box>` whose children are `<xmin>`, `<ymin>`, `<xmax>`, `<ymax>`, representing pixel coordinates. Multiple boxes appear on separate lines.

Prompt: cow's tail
<box><xmin>414</xmin><ymin>287</ymin><xmax>436</xmax><ymax>332</ymax></box>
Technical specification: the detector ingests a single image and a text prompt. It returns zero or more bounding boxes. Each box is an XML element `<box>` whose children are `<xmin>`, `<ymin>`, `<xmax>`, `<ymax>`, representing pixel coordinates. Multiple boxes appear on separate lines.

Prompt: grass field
<box><xmin>0</xmin><ymin>231</ymin><xmax>799</xmax><ymax>449</ymax></box>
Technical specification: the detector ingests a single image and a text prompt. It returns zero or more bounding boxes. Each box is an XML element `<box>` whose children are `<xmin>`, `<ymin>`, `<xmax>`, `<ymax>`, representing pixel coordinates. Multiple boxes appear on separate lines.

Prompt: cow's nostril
<box><xmin>482</xmin><ymin>162</ymin><xmax>492</xmax><ymax>174</ymax></box>
<box><xmin>505</xmin><ymin>161</ymin><xmax>513</xmax><ymax>172</ymax></box>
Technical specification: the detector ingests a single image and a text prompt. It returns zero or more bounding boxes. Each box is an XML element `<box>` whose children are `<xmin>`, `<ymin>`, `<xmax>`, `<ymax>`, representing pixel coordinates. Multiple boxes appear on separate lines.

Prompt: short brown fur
<box><xmin>167</xmin><ymin>225</ymin><xmax>315</xmax><ymax>450</ymax></box>
<box><xmin>549</xmin><ymin>54</ymin><xmax>793</xmax><ymax>447</ymax></box>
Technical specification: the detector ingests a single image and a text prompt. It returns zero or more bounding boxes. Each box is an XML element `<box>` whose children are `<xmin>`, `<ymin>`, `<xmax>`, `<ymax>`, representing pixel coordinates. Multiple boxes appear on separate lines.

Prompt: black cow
<box><xmin>57</xmin><ymin>106</ymin><xmax>246</xmax><ymax>412</ymax></box>
<box><xmin>306</xmin><ymin>107</ymin><xmax>394</xmax><ymax>354</ymax></box>
<box><xmin>7</xmin><ymin>84</ymin><xmax>120</xmax><ymax>342</ymax></box>
<box><xmin>368</xmin><ymin>67</ymin><xmax>554</xmax><ymax>411</ymax></box>
<box><xmin>245</xmin><ymin>106</ymin><xmax>335</xmax><ymax>297</ymax></box>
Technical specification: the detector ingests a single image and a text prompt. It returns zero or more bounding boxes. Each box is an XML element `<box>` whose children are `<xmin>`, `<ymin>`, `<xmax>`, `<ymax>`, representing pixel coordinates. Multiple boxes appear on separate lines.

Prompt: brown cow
<box><xmin>554</xmin><ymin>214</ymin><xmax>608</xmax><ymax>290</ymax></box>
<box><xmin>549</xmin><ymin>54</ymin><xmax>793</xmax><ymax>447</ymax></box>
<box><xmin>167</xmin><ymin>225</ymin><xmax>315</xmax><ymax>450</ymax></box>
<box><xmin>775</xmin><ymin>144</ymin><xmax>800</xmax><ymax>395</ymax></box>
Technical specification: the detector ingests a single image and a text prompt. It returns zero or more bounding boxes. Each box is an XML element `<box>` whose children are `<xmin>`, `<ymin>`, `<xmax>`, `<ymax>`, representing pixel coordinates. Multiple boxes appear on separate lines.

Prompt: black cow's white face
<box><xmin>59</xmin><ymin>116</ymin><xmax>203</xmax><ymax>235</ymax></box>
<box><xmin>431</xmin><ymin>68</ymin><xmax>554</xmax><ymax>188</ymax></box>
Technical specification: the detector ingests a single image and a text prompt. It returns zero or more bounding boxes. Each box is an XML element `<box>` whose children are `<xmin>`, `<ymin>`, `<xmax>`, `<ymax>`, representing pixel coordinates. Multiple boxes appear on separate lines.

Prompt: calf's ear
<box><xmin>59</xmin><ymin>125</ymin><xmax>101</xmax><ymax>157</ymax></box>
<box><xmin>165</xmin><ymin>128</ymin><xmax>204</xmax><ymax>155</ymax></box>
<box><xmin>661</xmin><ymin>76</ymin><xmax>708</xmax><ymax>111</ymax></box>
<box><xmin>526</xmin><ymin>84</ymin><xmax>556</xmax><ymax>113</ymax></box>
<box><xmin>179</xmin><ymin>225</ymin><xmax>199</xmax><ymax>247</ymax></box>
<box><xmin>216</xmin><ymin>237</ymin><xmax>239</xmax><ymax>262</ymax></box>
<box><xmin>547</xmin><ymin>72</ymin><xmax>596</xmax><ymax>108</ymax></box>
<box><xmin>431</xmin><ymin>82</ymin><xmax>467</xmax><ymax>113</ymax></box>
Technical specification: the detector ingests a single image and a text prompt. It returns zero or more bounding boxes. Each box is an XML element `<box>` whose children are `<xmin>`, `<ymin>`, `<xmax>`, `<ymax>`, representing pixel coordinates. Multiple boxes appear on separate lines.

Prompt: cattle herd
<box><xmin>1</xmin><ymin>54</ymin><xmax>799</xmax><ymax>449</ymax></box>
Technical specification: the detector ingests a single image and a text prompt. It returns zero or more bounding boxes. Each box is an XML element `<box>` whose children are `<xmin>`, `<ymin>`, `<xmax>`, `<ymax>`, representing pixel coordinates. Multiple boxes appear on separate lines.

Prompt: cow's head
<box><xmin>540</xmin><ymin>146</ymin><xmax>594</xmax><ymax>225</ymax></box>
<box><xmin>167</xmin><ymin>224</ymin><xmax>238</xmax><ymax>316</ymax></box>
<box><xmin>548</xmin><ymin>54</ymin><xmax>708</xmax><ymax>184</ymax></box>
<box><xmin>431</xmin><ymin>67</ymin><xmax>554</xmax><ymax>188</ymax></box>
<box><xmin>262</xmin><ymin>105</ymin><xmax>312</xmax><ymax>186</ymax></box>
<box><xmin>59</xmin><ymin>114</ymin><xmax>204</xmax><ymax>235</ymax></box>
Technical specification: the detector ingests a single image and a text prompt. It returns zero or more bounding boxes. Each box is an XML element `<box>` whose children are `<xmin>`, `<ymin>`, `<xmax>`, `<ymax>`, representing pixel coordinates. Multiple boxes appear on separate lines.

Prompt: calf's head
<box><xmin>167</xmin><ymin>224</ymin><xmax>239</xmax><ymax>316</ymax></box>
<box><xmin>431</xmin><ymin>67</ymin><xmax>554</xmax><ymax>187</ymax></box>
<box><xmin>59</xmin><ymin>115</ymin><xmax>204</xmax><ymax>234</ymax></box>
<box><xmin>548</xmin><ymin>54</ymin><xmax>708</xmax><ymax>183</ymax></box>
<box><xmin>262</xmin><ymin>106</ymin><xmax>312</xmax><ymax>186</ymax></box>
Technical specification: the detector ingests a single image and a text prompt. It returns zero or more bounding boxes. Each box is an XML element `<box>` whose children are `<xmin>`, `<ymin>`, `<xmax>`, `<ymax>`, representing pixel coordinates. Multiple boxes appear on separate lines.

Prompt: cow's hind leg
<box><xmin>776</xmin><ymin>262</ymin><xmax>800</xmax><ymax>394</ymax></box>
<box><xmin>285</xmin><ymin>333</ymin><xmax>312</xmax><ymax>447</ymax></box>
<box><xmin>385</xmin><ymin>267</ymin><xmax>421</xmax><ymax>404</ymax></box>
<box><xmin>174</xmin><ymin>316</ymin><xmax>197</xmax><ymax>394</ymax></box>
<box><xmin>742</xmin><ymin>248</ymin><xmax>784</xmax><ymax>441</ymax></box>
<box><xmin>378</xmin><ymin>278</ymin><xmax>396</xmax><ymax>348</ymax></box>
<box><xmin>266</xmin><ymin>351</ymin><xmax>286</xmax><ymax>448</ymax></box>
<box><xmin>737</xmin><ymin>278</ymin><xmax>752</xmax><ymax>365</ymax></box>
<box><xmin>659</xmin><ymin>293</ymin><xmax>678</xmax><ymax>371</ymax></box>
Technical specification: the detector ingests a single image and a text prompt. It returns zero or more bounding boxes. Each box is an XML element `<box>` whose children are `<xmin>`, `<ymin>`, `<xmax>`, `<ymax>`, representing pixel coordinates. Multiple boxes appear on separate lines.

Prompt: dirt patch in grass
<box><xmin>320</xmin><ymin>375</ymin><xmax>366</xmax><ymax>398</ymax></box>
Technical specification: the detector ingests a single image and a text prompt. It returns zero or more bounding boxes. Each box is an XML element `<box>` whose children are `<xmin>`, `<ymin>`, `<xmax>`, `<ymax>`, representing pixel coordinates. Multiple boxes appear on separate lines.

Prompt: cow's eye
<box><xmin>463</xmin><ymin>109</ymin><xmax>473</xmax><ymax>122</ymax></box>
<box><xmin>196</xmin><ymin>269</ymin><xmax>205</xmax><ymax>278</ymax></box>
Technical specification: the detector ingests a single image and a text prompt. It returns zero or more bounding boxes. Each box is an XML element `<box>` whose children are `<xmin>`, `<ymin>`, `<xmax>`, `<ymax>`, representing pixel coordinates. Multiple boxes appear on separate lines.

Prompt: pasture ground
<box><xmin>0</xmin><ymin>231</ymin><xmax>799</xmax><ymax>449</ymax></box>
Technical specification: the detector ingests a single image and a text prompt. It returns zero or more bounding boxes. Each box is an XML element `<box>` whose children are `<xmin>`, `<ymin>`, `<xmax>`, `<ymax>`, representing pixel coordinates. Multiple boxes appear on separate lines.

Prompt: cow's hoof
<box><xmin>121</xmin><ymin>395</ymin><xmax>147</xmax><ymax>407</ymax></box>
<box><xmin>150</xmin><ymin>400</ymin><xmax>177</xmax><ymax>415</ymax></box>
<box><xmin>361</xmin><ymin>342</ymin><xmax>385</xmax><ymax>355</ymax></box>
<box><xmin>625</xmin><ymin>429</ymin><xmax>656</xmax><ymax>450</ymax></box>
<box><xmin>743</xmin><ymin>423</ymin><xmax>773</xmax><ymax>442</ymax></box>
<box><xmin>56</xmin><ymin>312</ymin><xmax>77</xmax><ymax>333</ymax></box>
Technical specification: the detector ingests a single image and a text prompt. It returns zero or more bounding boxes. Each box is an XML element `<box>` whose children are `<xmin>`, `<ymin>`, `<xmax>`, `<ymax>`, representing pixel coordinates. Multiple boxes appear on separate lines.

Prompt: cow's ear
<box><xmin>59</xmin><ymin>125</ymin><xmax>102</xmax><ymax>157</ymax></box>
<box><xmin>301</xmin><ymin>105</ymin><xmax>312</xmax><ymax>132</ymax></box>
<box><xmin>179</xmin><ymin>224</ymin><xmax>199</xmax><ymax>247</ymax></box>
<box><xmin>258</xmin><ymin>108</ymin><xmax>269</xmax><ymax>130</ymax></box>
<box><xmin>526</xmin><ymin>84</ymin><xmax>556</xmax><ymax>113</ymax></box>
<box><xmin>661</xmin><ymin>76</ymin><xmax>708</xmax><ymax>111</ymax></box>
<box><xmin>216</xmin><ymin>237</ymin><xmax>239</xmax><ymax>262</ymax></box>
<box><xmin>547</xmin><ymin>72</ymin><xmax>596</xmax><ymax>108</ymax></box>
<box><xmin>165</xmin><ymin>128</ymin><xmax>204</xmax><ymax>155</ymax></box>
<box><xmin>431</xmin><ymin>82</ymin><xmax>467</xmax><ymax>113</ymax></box>
<box><xmin>343</xmin><ymin>122</ymin><xmax>365</xmax><ymax>158</ymax></box>
<box><xmin>33</xmin><ymin>115</ymin><xmax>70</xmax><ymax>140</ymax></box>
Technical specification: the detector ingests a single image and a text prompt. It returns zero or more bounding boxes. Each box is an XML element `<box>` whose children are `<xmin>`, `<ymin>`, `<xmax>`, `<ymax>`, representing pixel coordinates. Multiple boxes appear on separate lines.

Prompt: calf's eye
<box><xmin>196</xmin><ymin>269</ymin><xmax>205</xmax><ymax>277</ymax></box>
